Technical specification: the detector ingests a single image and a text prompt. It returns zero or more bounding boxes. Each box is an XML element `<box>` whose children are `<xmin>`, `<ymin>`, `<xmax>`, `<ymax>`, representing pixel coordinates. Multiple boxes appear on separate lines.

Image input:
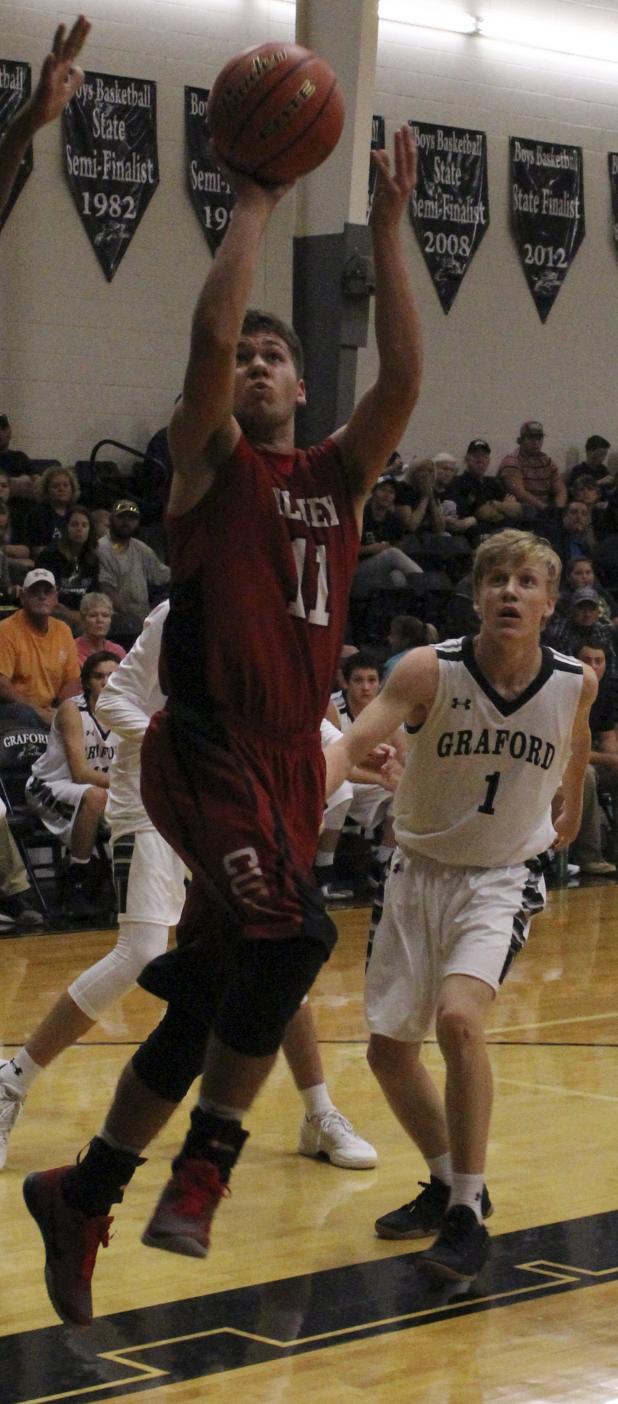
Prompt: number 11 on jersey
<box><xmin>289</xmin><ymin>538</ymin><xmax>330</xmax><ymax>626</ymax></box>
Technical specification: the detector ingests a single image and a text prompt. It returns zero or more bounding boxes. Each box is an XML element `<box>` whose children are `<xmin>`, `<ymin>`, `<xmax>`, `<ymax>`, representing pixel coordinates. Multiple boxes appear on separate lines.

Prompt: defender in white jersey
<box><xmin>25</xmin><ymin>651</ymin><xmax>119</xmax><ymax>916</ymax></box>
<box><xmin>329</xmin><ymin>531</ymin><xmax>596</xmax><ymax>1283</ymax></box>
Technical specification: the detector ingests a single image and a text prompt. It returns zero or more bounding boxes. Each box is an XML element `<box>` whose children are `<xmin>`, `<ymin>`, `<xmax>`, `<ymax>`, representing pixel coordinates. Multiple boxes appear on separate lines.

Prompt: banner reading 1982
<box><xmin>408</xmin><ymin>120</ymin><xmax>489</xmax><ymax>314</ymax></box>
<box><xmin>0</xmin><ymin>60</ymin><xmax>31</xmax><ymax>234</ymax></box>
<box><xmin>510</xmin><ymin>137</ymin><xmax>584</xmax><ymax>322</ymax></box>
<box><xmin>63</xmin><ymin>71</ymin><xmax>159</xmax><ymax>281</ymax></box>
<box><xmin>185</xmin><ymin>86</ymin><xmax>234</xmax><ymax>255</ymax></box>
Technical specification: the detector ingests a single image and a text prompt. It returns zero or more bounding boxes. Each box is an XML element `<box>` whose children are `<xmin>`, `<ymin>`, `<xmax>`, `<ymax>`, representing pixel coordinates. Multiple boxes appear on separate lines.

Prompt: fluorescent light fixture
<box><xmin>378</xmin><ymin>1</ymin><xmax>477</xmax><ymax>34</ymax></box>
<box><xmin>477</xmin><ymin>12</ymin><xmax>618</xmax><ymax>65</ymax></box>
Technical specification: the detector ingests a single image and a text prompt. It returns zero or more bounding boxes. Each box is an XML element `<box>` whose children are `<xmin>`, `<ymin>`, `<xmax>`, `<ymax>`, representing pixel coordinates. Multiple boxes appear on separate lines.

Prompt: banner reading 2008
<box><xmin>408</xmin><ymin>120</ymin><xmax>489</xmax><ymax>313</ymax></box>
<box><xmin>0</xmin><ymin>60</ymin><xmax>31</xmax><ymax>234</ymax></box>
<box><xmin>185</xmin><ymin>86</ymin><xmax>234</xmax><ymax>255</ymax></box>
<box><xmin>63</xmin><ymin>71</ymin><xmax>159</xmax><ymax>281</ymax></box>
<box><xmin>510</xmin><ymin>137</ymin><xmax>584</xmax><ymax>322</ymax></box>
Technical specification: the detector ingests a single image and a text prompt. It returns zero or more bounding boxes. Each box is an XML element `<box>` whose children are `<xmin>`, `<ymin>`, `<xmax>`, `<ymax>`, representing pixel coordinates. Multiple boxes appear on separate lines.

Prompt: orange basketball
<box><xmin>207</xmin><ymin>43</ymin><xmax>345</xmax><ymax>184</ymax></box>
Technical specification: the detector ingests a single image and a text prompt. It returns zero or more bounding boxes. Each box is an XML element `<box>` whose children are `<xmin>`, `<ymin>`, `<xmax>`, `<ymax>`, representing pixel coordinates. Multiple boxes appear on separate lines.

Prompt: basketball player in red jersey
<box><xmin>24</xmin><ymin>126</ymin><xmax>423</xmax><ymax>1327</ymax></box>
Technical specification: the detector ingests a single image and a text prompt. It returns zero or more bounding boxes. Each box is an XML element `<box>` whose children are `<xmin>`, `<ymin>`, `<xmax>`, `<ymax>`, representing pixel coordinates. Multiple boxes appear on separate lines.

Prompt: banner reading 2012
<box><xmin>63</xmin><ymin>71</ymin><xmax>159</xmax><ymax>281</ymax></box>
<box><xmin>185</xmin><ymin>86</ymin><xmax>234</xmax><ymax>255</ymax></box>
<box><xmin>510</xmin><ymin>137</ymin><xmax>584</xmax><ymax>322</ymax></box>
<box><xmin>0</xmin><ymin>60</ymin><xmax>31</xmax><ymax>234</ymax></box>
<box><xmin>408</xmin><ymin>121</ymin><xmax>489</xmax><ymax>313</ymax></box>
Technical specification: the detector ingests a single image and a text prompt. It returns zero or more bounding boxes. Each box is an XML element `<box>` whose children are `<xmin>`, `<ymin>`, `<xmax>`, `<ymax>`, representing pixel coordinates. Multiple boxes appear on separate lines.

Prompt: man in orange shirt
<box><xmin>0</xmin><ymin>569</ymin><xmax>80</xmax><ymax>725</ymax></box>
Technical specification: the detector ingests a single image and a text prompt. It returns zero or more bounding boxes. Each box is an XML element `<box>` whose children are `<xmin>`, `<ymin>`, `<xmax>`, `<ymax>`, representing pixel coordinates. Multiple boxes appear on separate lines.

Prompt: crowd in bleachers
<box><xmin>0</xmin><ymin>411</ymin><xmax>615</xmax><ymax>928</ymax></box>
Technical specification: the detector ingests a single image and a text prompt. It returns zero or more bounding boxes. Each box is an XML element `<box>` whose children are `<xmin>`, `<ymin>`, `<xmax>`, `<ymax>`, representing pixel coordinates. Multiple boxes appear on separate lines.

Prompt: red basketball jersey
<box><xmin>161</xmin><ymin>433</ymin><xmax>359</xmax><ymax>734</ymax></box>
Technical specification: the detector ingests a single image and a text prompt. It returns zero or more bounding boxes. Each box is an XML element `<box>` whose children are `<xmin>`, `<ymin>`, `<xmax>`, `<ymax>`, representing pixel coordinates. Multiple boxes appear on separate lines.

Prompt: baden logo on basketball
<box><xmin>221</xmin><ymin>50</ymin><xmax>288</xmax><ymax>115</ymax></box>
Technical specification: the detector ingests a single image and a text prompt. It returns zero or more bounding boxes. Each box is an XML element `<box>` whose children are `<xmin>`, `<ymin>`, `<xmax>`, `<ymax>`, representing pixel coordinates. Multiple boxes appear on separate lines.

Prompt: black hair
<box><xmin>388</xmin><ymin>614</ymin><xmax>428</xmax><ymax>649</ymax></box>
<box><xmin>341</xmin><ymin>649</ymin><xmax>382</xmax><ymax>682</ymax></box>
<box><xmin>585</xmin><ymin>435</ymin><xmax>610</xmax><ymax>452</ymax></box>
<box><xmin>575</xmin><ymin>637</ymin><xmax>608</xmax><ymax>659</ymax></box>
<box><xmin>81</xmin><ymin>649</ymin><xmax>119</xmax><ymax>699</ymax></box>
<box><xmin>241</xmin><ymin>310</ymin><xmax>304</xmax><ymax>377</ymax></box>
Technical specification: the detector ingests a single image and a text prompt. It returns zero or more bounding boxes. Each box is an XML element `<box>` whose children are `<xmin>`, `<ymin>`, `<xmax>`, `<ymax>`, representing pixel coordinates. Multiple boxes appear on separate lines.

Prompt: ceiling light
<box><xmin>477</xmin><ymin>12</ymin><xmax>618</xmax><ymax>65</ymax></box>
<box><xmin>378</xmin><ymin>2</ymin><xmax>478</xmax><ymax>35</ymax></box>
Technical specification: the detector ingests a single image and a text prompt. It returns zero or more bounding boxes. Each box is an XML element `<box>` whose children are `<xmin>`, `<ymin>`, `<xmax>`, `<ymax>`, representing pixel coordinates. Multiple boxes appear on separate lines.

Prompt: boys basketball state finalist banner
<box><xmin>185</xmin><ymin>86</ymin><xmax>234</xmax><ymax>255</ymax></box>
<box><xmin>0</xmin><ymin>60</ymin><xmax>32</xmax><ymax>234</ymax></box>
<box><xmin>63</xmin><ymin>72</ymin><xmax>159</xmax><ymax>281</ymax></box>
<box><xmin>366</xmin><ymin>114</ymin><xmax>385</xmax><ymax>222</ymax></box>
<box><xmin>408</xmin><ymin>121</ymin><xmax>489</xmax><ymax>313</ymax></box>
<box><xmin>510</xmin><ymin>137</ymin><xmax>584</xmax><ymax>322</ymax></box>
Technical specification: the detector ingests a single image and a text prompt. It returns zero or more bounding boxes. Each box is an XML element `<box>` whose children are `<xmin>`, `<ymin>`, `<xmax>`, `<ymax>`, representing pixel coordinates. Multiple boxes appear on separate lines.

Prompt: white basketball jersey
<box><xmin>394</xmin><ymin>637</ymin><xmax>583</xmax><ymax>867</ymax></box>
<box><xmin>96</xmin><ymin>601</ymin><xmax>168</xmax><ymax>836</ymax></box>
<box><xmin>30</xmin><ymin>696</ymin><xmax>115</xmax><ymax>786</ymax></box>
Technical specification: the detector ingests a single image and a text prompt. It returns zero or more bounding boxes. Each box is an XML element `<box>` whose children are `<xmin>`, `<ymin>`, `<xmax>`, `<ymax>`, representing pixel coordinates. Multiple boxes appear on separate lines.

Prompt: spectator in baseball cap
<box><xmin>454</xmin><ymin>440</ymin><xmax>522</xmax><ymax>537</ymax></box>
<box><xmin>0</xmin><ymin>568</ymin><xmax>79</xmax><ymax>724</ymax></box>
<box><xmin>498</xmin><ymin>420</ymin><xmax>566</xmax><ymax>519</ymax></box>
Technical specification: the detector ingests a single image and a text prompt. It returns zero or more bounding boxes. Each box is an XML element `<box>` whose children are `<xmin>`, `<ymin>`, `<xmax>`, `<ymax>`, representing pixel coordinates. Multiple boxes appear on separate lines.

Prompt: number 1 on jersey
<box><xmin>289</xmin><ymin>538</ymin><xmax>330</xmax><ymax>626</ymax></box>
<box><xmin>478</xmin><ymin>770</ymin><xmax>500</xmax><ymax>815</ymax></box>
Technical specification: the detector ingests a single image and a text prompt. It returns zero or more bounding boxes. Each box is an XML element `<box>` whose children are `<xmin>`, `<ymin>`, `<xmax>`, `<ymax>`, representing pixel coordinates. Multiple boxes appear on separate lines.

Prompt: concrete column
<box><xmin>292</xmin><ymin>0</ymin><xmax>379</xmax><ymax>446</ymax></box>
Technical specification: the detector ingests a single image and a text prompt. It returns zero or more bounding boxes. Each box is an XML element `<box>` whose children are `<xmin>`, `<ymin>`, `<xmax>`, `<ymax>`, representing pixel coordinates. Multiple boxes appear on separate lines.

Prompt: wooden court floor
<box><xmin>1</xmin><ymin>880</ymin><xmax>617</xmax><ymax>1404</ymax></box>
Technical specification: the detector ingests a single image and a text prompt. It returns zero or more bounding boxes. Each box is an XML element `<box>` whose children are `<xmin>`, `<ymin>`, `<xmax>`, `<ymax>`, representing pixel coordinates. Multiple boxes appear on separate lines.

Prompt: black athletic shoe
<box><xmin>375</xmin><ymin>1177</ymin><xmax>492</xmax><ymax>1240</ymax></box>
<box><xmin>414</xmin><ymin>1204</ymin><xmax>491</xmax><ymax>1282</ymax></box>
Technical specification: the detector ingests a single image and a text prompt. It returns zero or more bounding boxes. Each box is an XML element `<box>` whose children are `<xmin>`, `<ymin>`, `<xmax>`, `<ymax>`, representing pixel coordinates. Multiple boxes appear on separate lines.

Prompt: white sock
<box><xmin>427</xmin><ymin>1152</ymin><xmax>452</xmax><ymax>1185</ymax></box>
<box><xmin>98</xmin><ymin>1126</ymin><xmax>141</xmax><ymax>1154</ymax></box>
<box><xmin>301</xmin><ymin>1083</ymin><xmax>335</xmax><ymax>1119</ymax></box>
<box><xmin>198</xmin><ymin>1097</ymin><xmax>246</xmax><ymax>1122</ymax></box>
<box><xmin>449</xmin><ymin>1171</ymin><xmax>485</xmax><ymax>1222</ymax></box>
<box><xmin>0</xmin><ymin>1048</ymin><xmax>41</xmax><ymax>1095</ymax></box>
<box><xmin>314</xmin><ymin>852</ymin><xmax>335</xmax><ymax>870</ymax></box>
<box><xmin>69</xmin><ymin>855</ymin><xmax>90</xmax><ymax>867</ymax></box>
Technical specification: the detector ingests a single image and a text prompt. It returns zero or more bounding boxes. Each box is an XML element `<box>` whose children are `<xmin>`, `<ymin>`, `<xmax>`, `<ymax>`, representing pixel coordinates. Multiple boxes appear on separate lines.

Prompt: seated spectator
<box><xmin>37</xmin><ymin>505</ymin><xmax>100</xmax><ymax>631</ymax></box>
<box><xmin>545</xmin><ymin>500</ymin><xmax>596</xmax><ymax>567</ymax></box>
<box><xmin>0</xmin><ymin>796</ymin><xmax>43</xmax><ymax>928</ymax></box>
<box><xmin>97</xmin><ymin>498</ymin><xmax>170</xmax><ymax>641</ymax></box>
<box><xmin>569</xmin><ymin>474</ymin><xmax>608</xmax><ymax>535</ymax></box>
<box><xmin>498</xmin><ymin>420</ymin><xmax>566</xmax><ymax>518</ymax></box>
<box><xmin>433</xmin><ymin>453</ymin><xmax>477</xmax><ymax>537</ymax></box>
<box><xmin>351</xmin><ymin>478</ymin><xmax>422</xmax><ymax>598</ymax></box>
<box><xmin>27</xmin><ymin>465</ymin><xmax>80</xmax><ymax>557</ymax></box>
<box><xmin>75</xmin><ymin>592</ymin><xmax>126</xmax><ymax>666</ymax></box>
<box><xmin>568</xmin><ymin>435</ymin><xmax>614</xmax><ymax>496</ymax></box>
<box><xmin>0</xmin><ymin>473</ymin><xmax>34</xmax><ymax>567</ymax></box>
<box><xmin>393</xmin><ymin>458</ymin><xmax>445</xmax><ymax>539</ymax></box>
<box><xmin>91</xmin><ymin>508</ymin><xmax>110</xmax><ymax>540</ymax></box>
<box><xmin>26</xmin><ymin>651</ymin><xmax>119</xmax><ymax>917</ymax></box>
<box><xmin>576</xmin><ymin>640</ymin><xmax>618</xmax><ymax>864</ymax></box>
<box><xmin>316</xmin><ymin>652</ymin><xmax>405</xmax><ymax>897</ymax></box>
<box><xmin>0</xmin><ymin>568</ymin><xmax>80</xmax><ymax>725</ymax></box>
<box><xmin>382</xmin><ymin>614</ymin><xmax>437</xmax><ymax>682</ymax></box>
<box><xmin>454</xmin><ymin>439</ymin><xmax>523</xmax><ymax>535</ymax></box>
<box><xmin>544</xmin><ymin>589</ymin><xmax>617</xmax><ymax>671</ymax></box>
<box><xmin>0</xmin><ymin>414</ymin><xmax>38</xmax><ymax>499</ymax></box>
<box><xmin>556</xmin><ymin>558</ymin><xmax>617</xmax><ymax>626</ymax></box>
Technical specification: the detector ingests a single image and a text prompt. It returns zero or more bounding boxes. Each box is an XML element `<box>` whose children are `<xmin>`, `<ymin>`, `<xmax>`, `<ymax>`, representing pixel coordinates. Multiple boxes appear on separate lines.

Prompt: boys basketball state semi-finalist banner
<box><xmin>0</xmin><ymin>59</ymin><xmax>32</xmax><ymax>234</ymax></box>
<box><xmin>185</xmin><ymin>86</ymin><xmax>234</xmax><ymax>254</ymax></box>
<box><xmin>510</xmin><ymin>137</ymin><xmax>584</xmax><ymax>322</ymax></box>
<box><xmin>408</xmin><ymin>121</ymin><xmax>489</xmax><ymax>313</ymax></box>
<box><xmin>63</xmin><ymin>72</ymin><xmax>159</xmax><ymax>281</ymax></box>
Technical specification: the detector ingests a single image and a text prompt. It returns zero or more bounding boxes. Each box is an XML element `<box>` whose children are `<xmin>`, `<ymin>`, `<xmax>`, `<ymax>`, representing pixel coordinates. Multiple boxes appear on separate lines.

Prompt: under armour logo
<box><xmin>9</xmin><ymin>1060</ymin><xmax>22</xmax><ymax>1076</ymax></box>
<box><xmin>451</xmin><ymin>697</ymin><xmax>471</xmax><ymax>709</ymax></box>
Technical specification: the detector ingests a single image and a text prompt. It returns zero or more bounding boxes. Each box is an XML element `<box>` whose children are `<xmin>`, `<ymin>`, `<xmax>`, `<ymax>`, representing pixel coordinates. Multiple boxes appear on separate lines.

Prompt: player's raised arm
<box><xmin>326</xmin><ymin>645</ymin><xmax>437</xmax><ymax>796</ymax></box>
<box><xmin>332</xmin><ymin>125</ymin><xmax>423</xmax><ymax>509</ymax></box>
<box><xmin>168</xmin><ymin>172</ymin><xmax>292</xmax><ymax>500</ymax></box>
<box><xmin>0</xmin><ymin>16</ymin><xmax>90</xmax><ymax>219</ymax></box>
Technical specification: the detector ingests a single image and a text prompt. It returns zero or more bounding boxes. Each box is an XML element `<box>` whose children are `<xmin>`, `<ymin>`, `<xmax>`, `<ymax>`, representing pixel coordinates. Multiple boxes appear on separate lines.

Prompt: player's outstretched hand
<box><xmin>29</xmin><ymin>15</ymin><xmax>91</xmax><ymax>131</ymax></box>
<box><xmin>370</xmin><ymin>123</ymin><xmax>417</xmax><ymax>228</ymax></box>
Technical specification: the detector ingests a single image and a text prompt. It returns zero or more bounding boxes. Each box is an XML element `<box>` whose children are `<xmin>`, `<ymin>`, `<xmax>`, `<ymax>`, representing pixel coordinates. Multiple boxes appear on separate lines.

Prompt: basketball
<box><xmin>207</xmin><ymin>42</ymin><xmax>345</xmax><ymax>184</ymax></box>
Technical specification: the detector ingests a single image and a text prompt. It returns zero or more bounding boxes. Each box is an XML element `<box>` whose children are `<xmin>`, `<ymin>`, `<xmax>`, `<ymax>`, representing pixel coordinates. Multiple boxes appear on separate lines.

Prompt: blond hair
<box><xmin>473</xmin><ymin>529</ymin><xmax>561</xmax><ymax>601</ymax></box>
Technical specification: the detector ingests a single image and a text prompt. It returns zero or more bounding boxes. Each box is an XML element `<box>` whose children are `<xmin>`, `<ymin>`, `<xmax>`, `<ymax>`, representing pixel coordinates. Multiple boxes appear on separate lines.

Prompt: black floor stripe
<box><xmin>3</xmin><ymin>1210</ymin><xmax>618</xmax><ymax>1404</ymax></box>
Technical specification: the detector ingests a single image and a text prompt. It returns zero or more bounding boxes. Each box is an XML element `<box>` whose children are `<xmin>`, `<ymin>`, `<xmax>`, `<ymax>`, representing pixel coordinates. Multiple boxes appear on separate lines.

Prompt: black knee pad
<box><xmin>132</xmin><ymin>1003</ymin><xmax>208</xmax><ymax>1103</ymax></box>
<box><xmin>213</xmin><ymin>934</ymin><xmax>327</xmax><ymax>1057</ymax></box>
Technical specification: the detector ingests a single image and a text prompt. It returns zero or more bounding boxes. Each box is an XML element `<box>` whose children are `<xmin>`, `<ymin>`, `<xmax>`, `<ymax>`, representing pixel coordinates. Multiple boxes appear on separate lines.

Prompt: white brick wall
<box><xmin>1</xmin><ymin>0</ymin><xmax>618</xmax><ymax>474</ymax></box>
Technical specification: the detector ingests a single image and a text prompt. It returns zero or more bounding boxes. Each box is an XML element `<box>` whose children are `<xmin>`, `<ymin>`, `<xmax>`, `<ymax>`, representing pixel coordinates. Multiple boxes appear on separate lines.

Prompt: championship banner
<box><xmin>0</xmin><ymin>60</ymin><xmax>31</xmax><ymax>233</ymax></box>
<box><xmin>185</xmin><ymin>86</ymin><xmax>234</xmax><ymax>254</ymax></box>
<box><xmin>608</xmin><ymin>153</ymin><xmax>618</xmax><ymax>257</ymax></box>
<box><xmin>62</xmin><ymin>71</ymin><xmax>159</xmax><ymax>281</ymax></box>
<box><xmin>366</xmin><ymin>114</ymin><xmax>385</xmax><ymax>222</ymax></box>
<box><xmin>510</xmin><ymin>137</ymin><xmax>584</xmax><ymax>322</ymax></box>
<box><xmin>408</xmin><ymin>120</ymin><xmax>489</xmax><ymax>313</ymax></box>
